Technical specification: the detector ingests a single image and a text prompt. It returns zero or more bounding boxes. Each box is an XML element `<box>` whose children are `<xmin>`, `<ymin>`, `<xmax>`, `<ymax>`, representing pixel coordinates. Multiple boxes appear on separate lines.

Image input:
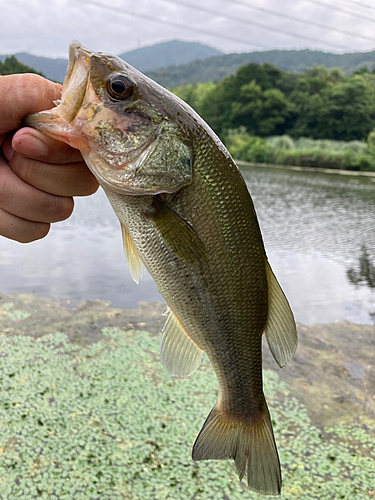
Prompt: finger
<box><xmin>11</xmin><ymin>127</ymin><xmax>83</xmax><ymax>164</ymax></box>
<box><xmin>1</xmin><ymin>133</ymin><xmax>15</xmax><ymax>160</ymax></box>
<box><xmin>8</xmin><ymin>151</ymin><xmax>99</xmax><ymax>197</ymax></box>
<box><xmin>0</xmin><ymin>161</ymin><xmax>74</xmax><ymax>223</ymax></box>
<box><xmin>0</xmin><ymin>74</ymin><xmax>61</xmax><ymax>135</ymax></box>
<box><xmin>0</xmin><ymin>207</ymin><xmax>50</xmax><ymax>243</ymax></box>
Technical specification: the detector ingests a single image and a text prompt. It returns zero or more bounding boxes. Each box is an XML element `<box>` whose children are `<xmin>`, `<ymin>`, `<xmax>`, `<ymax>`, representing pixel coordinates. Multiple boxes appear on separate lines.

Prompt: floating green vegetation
<box><xmin>0</xmin><ymin>328</ymin><xmax>374</xmax><ymax>499</ymax></box>
<box><xmin>0</xmin><ymin>302</ymin><xmax>31</xmax><ymax>322</ymax></box>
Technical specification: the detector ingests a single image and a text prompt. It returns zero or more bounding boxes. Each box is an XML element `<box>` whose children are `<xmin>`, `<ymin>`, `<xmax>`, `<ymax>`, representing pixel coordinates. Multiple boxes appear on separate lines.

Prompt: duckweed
<box><xmin>0</xmin><ymin>302</ymin><xmax>31</xmax><ymax>322</ymax></box>
<box><xmin>0</xmin><ymin>327</ymin><xmax>374</xmax><ymax>499</ymax></box>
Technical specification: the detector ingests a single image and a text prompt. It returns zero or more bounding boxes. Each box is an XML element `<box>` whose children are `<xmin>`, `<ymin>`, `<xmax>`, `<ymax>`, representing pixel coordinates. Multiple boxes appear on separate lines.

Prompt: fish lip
<box><xmin>63</xmin><ymin>40</ymin><xmax>92</xmax><ymax>91</ymax></box>
<box><xmin>55</xmin><ymin>41</ymin><xmax>93</xmax><ymax>122</ymax></box>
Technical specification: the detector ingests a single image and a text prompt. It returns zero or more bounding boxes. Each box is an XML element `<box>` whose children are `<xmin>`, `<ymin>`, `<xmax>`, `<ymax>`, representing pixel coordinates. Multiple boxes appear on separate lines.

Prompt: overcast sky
<box><xmin>1</xmin><ymin>0</ymin><xmax>375</xmax><ymax>57</ymax></box>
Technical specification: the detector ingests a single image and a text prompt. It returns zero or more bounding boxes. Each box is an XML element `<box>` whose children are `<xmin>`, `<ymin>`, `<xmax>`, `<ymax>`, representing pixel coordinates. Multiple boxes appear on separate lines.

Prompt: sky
<box><xmin>1</xmin><ymin>0</ymin><xmax>375</xmax><ymax>57</ymax></box>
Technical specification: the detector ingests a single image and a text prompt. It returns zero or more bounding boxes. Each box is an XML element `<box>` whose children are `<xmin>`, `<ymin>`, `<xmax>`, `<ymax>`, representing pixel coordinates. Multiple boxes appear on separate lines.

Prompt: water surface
<box><xmin>1</xmin><ymin>165</ymin><xmax>374</xmax><ymax>325</ymax></box>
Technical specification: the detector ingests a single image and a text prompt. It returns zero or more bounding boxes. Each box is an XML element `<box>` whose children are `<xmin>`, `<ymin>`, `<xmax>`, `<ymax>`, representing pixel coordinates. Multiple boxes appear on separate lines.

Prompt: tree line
<box><xmin>174</xmin><ymin>63</ymin><xmax>375</xmax><ymax>143</ymax></box>
<box><xmin>0</xmin><ymin>56</ymin><xmax>44</xmax><ymax>76</ymax></box>
<box><xmin>148</xmin><ymin>48</ymin><xmax>375</xmax><ymax>89</ymax></box>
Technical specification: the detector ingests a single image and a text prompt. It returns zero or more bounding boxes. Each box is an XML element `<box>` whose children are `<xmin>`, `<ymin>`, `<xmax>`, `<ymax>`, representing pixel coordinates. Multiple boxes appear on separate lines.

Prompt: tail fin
<box><xmin>192</xmin><ymin>404</ymin><xmax>281</xmax><ymax>495</ymax></box>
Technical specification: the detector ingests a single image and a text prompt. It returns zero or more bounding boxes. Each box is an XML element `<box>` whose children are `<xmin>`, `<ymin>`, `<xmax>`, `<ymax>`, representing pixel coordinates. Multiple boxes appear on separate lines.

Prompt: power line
<box><xmin>162</xmin><ymin>0</ymin><xmax>350</xmax><ymax>50</ymax></box>
<box><xmin>220</xmin><ymin>0</ymin><xmax>375</xmax><ymax>43</ymax></box>
<box><xmin>303</xmin><ymin>0</ymin><xmax>375</xmax><ymax>24</ymax></box>
<box><xmin>340</xmin><ymin>0</ymin><xmax>375</xmax><ymax>12</ymax></box>
<box><xmin>73</xmin><ymin>0</ymin><xmax>265</xmax><ymax>49</ymax></box>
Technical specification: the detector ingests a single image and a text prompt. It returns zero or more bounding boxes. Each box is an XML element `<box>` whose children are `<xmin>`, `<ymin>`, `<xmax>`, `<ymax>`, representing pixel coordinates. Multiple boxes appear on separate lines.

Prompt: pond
<box><xmin>1</xmin><ymin>164</ymin><xmax>374</xmax><ymax>326</ymax></box>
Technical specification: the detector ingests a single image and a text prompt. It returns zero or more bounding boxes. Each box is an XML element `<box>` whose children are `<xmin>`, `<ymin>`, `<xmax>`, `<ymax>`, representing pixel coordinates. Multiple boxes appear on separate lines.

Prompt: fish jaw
<box><xmin>24</xmin><ymin>107</ymin><xmax>90</xmax><ymax>152</ymax></box>
<box><xmin>24</xmin><ymin>41</ymin><xmax>92</xmax><ymax>151</ymax></box>
<box><xmin>62</xmin><ymin>41</ymin><xmax>92</xmax><ymax>104</ymax></box>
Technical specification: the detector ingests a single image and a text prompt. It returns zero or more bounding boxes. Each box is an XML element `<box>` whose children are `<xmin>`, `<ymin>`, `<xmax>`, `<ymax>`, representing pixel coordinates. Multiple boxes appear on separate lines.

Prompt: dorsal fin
<box><xmin>160</xmin><ymin>309</ymin><xmax>203</xmax><ymax>378</ymax></box>
<box><xmin>264</xmin><ymin>261</ymin><xmax>298</xmax><ymax>368</ymax></box>
<box><xmin>121</xmin><ymin>223</ymin><xmax>144</xmax><ymax>284</ymax></box>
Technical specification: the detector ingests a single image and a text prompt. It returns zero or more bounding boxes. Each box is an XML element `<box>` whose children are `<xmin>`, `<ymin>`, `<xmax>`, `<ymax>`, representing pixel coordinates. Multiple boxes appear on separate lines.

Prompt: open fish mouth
<box><xmin>57</xmin><ymin>41</ymin><xmax>93</xmax><ymax>123</ymax></box>
<box><xmin>24</xmin><ymin>41</ymin><xmax>94</xmax><ymax>144</ymax></box>
<box><xmin>25</xmin><ymin>41</ymin><xmax>93</xmax><ymax>126</ymax></box>
<box><xmin>25</xmin><ymin>41</ymin><xmax>156</xmax><ymax>189</ymax></box>
<box><xmin>63</xmin><ymin>41</ymin><xmax>92</xmax><ymax>94</ymax></box>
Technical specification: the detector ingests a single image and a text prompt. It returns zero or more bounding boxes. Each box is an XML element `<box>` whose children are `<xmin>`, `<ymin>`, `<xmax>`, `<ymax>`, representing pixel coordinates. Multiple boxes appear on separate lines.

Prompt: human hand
<box><xmin>0</xmin><ymin>74</ymin><xmax>99</xmax><ymax>243</ymax></box>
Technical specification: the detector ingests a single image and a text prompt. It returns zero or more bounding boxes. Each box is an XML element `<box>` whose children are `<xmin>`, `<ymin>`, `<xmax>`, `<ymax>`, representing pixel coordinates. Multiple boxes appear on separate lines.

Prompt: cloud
<box><xmin>1</xmin><ymin>0</ymin><xmax>375</xmax><ymax>57</ymax></box>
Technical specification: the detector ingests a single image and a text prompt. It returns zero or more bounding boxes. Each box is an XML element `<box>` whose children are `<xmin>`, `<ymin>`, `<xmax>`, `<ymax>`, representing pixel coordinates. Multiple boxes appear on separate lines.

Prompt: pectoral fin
<box><xmin>145</xmin><ymin>197</ymin><xmax>208</xmax><ymax>265</ymax></box>
<box><xmin>121</xmin><ymin>223</ymin><xmax>144</xmax><ymax>284</ymax></box>
<box><xmin>161</xmin><ymin>308</ymin><xmax>203</xmax><ymax>378</ymax></box>
<box><xmin>264</xmin><ymin>261</ymin><xmax>297</xmax><ymax>368</ymax></box>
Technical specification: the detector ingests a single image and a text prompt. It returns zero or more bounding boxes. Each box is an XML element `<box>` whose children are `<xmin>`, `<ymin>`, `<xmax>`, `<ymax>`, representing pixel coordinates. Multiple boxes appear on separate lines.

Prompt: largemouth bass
<box><xmin>26</xmin><ymin>41</ymin><xmax>297</xmax><ymax>495</ymax></box>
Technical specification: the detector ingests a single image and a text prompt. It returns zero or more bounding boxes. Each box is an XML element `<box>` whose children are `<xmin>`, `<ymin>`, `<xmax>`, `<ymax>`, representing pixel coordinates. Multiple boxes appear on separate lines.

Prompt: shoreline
<box><xmin>1</xmin><ymin>291</ymin><xmax>374</xmax><ymax>429</ymax></box>
<box><xmin>236</xmin><ymin>159</ymin><xmax>375</xmax><ymax>178</ymax></box>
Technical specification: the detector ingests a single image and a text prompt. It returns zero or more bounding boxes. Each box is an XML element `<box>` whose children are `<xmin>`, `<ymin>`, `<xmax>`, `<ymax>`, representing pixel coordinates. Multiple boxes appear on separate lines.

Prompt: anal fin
<box><xmin>161</xmin><ymin>309</ymin><xmax>203</xmax><ymax>378</ymax></box>
<box><xmin>264</xmin><ymin>261</ymin><xmax>297</xmax><ymax>368</ymax></box>
<box><xmin>121</xmin><ymin>223</ymin><xmax>144</xmax><ymax>284</ymax></box>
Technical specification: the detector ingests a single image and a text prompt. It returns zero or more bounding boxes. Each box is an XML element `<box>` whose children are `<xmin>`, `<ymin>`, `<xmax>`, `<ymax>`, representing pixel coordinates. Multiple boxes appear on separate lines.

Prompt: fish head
<box><xmin>25</xmin><ymin>41</ymin><xmax>193</xmax><ymax>195</ymax></box>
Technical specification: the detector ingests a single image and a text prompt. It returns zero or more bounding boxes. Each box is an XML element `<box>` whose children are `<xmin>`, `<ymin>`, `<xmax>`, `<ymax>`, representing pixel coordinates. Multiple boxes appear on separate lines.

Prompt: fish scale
<box><xmin>105</xmin><ymin>130</ymin><xmax>271</xmax><ymax>457</ymax></box>
<box><xmin>25</xmin><ymin>40</ymin><xmax>298</xmax><ymax>495</ymax></box>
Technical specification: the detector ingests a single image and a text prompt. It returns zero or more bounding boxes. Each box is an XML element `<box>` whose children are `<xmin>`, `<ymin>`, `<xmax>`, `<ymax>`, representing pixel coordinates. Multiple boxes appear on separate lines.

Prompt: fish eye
<box><xmin>107</xmin><ymin>74</ymin><xmax>133</xmax><ymax>100</ymax></box>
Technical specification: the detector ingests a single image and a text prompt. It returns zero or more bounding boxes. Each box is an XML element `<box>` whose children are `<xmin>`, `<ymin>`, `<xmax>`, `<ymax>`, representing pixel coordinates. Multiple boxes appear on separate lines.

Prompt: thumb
<box><xmin>0</xmin><ymin>74</ymin><xmax>62</xmax><ymax>136</ymax></box>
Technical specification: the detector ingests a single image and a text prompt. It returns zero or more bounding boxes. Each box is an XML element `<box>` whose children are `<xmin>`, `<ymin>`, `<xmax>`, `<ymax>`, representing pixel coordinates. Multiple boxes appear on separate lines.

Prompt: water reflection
<box><xmin>346</xmin><ymin>245</ymin><xmax>375</xmax><ymax>324</ymax></box>
<box><xmin>347</xmin><ymin>245</ymin><xmax>375</xmax><ymax>289</ymax></box>
<box><xmin>240</xmin><ymin>166</ymin><xmax>375</xmax><ymax>324</ymax></box>
<box><xmin>0</xmin><ymin>165</ymin><xmax>374</xmax><ymax>325</ymax></box>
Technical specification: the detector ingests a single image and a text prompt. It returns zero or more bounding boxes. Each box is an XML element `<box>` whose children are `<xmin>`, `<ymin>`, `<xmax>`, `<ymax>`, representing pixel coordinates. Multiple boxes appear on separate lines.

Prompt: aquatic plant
<box><xmin>225</xmin><ymin>132</ymin><xmax>375</xmax><ymax>171</ymax></box>
<box><xmin>0</xmin><ymin>327</ymin><xmax>374</xmax><ymax>499</ymax></box>
<box><xmin>265</xmin><ymin>136</ymin><xmax>295</xmax><ymax>150</ymax></box>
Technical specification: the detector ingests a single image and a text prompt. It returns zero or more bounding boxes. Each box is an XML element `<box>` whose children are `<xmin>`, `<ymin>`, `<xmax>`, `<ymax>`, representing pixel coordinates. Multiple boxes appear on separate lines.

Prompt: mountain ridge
<box><xmin>0</xmin><ymin>40</ymin><xmax>223</xmax><ymax>83</ymax></box>
<box><xmin>2</xmin><ymin>42</ymin><xmax>375</xmax><ymax>88</ymax></box>
<box><xmin>118</xmin><ymin>39</ymin><xmax>222</xmax><ymax>72</ymax></box>
<box><xmin>147</xmin><ymin>48</ymin><xmax>375</xmax><ymax>88</ymax></box>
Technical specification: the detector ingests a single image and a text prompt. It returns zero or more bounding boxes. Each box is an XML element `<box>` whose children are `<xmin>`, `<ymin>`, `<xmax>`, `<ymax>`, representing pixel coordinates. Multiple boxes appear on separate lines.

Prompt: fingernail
<box><xmin>12</xmin><ymin>131</ymin><xmax>47</xmax><ymax>158</ymax></box>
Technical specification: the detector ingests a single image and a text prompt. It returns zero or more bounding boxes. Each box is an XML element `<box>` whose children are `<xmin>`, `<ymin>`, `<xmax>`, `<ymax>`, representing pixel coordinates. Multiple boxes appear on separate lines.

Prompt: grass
<box><xmin>225</xmin><ymin>131</ymin><xmax>375</xmax><ymax>172</ymax></box>
<box><xmin>0</xmin><ymin>326</ymin><xmax>374</xmax><ymax>499</ymax></box>
<box><xmin>266</xmin><ymin>136</ymin><xmax>368</xmax><ymax>154</ymax></box>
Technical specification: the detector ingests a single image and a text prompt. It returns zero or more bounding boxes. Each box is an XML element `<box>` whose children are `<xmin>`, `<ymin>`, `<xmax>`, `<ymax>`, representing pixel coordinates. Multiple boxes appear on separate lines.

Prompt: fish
<box><xmin>25</xmin><ymin>41</ymin><xmax>298</xmax><ymax>495</ymax></box>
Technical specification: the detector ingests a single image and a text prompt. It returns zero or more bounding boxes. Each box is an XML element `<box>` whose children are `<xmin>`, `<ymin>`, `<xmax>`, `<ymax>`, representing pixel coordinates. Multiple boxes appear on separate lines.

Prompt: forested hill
<box><xmin>0</xmin><ymin>56</ymin><xmax>44</xmax><ymax>77</ymax></box>
<box><xmin>118</xmin><ymin>40</ymin><xmax>222</xmax><ymax>73</ymax></box>
<box><xmin>0</xmin><ymin>53</ymin><xmax>66</xmax><ymax>82</ymax></box>
<box><xmin>147</xmin><ymin>48</ymin><xmax>375</xmax><ymax>89</ymax></box>
<box><xmin>0</xmin><ymin>40</ymin><xmax>223</xmax><ymax>83</ymax></box>
<box><xmin>3</xmin><ymin>44</ymin><xmax>375</xmax><ymax>87</ymax></box>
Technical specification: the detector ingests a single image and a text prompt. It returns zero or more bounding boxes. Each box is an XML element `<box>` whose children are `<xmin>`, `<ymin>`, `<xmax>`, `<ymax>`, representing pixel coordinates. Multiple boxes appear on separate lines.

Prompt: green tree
<box><xmin>173</xmin><ymin>81</ymin><xmax>217</xmax><ymax>116</ymax></box>
<box><xmin>0</xmin><ymin>55</ymin><xmax>44</xmax><ymax>76</ymax></box>
<box><xmin>230</xmin><ymin>81</ymin><xmax>288</xmax><ymax>136</ymax></box>
<box><xmin>199</xmin><ymin>62</ymin><xmax>289</xmax><ymax>136</ymax></box>
<box><xmin>353</xmin><ymin>66</ymin><xmax>370</xmax><ymax>75</ymax></box>
<box><xmin>290</xmin><ymin>73</ymin><xmax>375</xmax><ymax>140</ymax></box>
<box><xmin>173</xmin><ymin>61</ymin><xmax>375</xmax><ymax>142</ymax></box>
